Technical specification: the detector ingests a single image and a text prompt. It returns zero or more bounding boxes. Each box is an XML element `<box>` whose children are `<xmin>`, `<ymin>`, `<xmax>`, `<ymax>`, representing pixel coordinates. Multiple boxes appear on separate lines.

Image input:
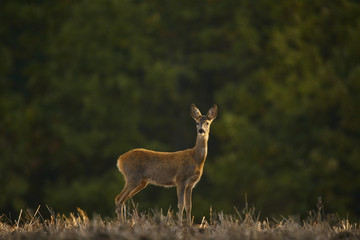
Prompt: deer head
<box><xmin>191</xmin><ymin>104</ymin><xmax>218</xmax><ymax>138</ymax></box>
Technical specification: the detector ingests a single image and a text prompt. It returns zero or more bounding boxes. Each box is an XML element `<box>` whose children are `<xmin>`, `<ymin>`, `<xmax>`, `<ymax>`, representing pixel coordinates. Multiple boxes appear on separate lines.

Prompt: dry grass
<box><xmin>1</xmin><ymin>205</ymin><xmax>359</xmax><ymax>240</ymax></box>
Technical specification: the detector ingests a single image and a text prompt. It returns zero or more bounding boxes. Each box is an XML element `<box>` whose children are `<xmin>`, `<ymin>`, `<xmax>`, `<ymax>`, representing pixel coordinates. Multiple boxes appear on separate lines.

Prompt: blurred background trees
<box><xmin>1</xmin><ymin>0</ymin><xmax>360</xmax><ymax>220</ymax></box>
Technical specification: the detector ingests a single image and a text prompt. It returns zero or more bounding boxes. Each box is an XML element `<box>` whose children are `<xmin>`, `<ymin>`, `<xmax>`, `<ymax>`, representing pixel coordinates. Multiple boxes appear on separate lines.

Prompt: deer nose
<box><xmin>199</xmin><ymin>129</ymin><xmax>205</xmax><ymax>134</ymax></box>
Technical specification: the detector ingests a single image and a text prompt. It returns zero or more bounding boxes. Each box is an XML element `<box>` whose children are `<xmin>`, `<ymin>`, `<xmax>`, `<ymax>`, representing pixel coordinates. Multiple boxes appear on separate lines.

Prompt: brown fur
<box><xmin>115</xmin><ymin>104</ymin><xmax>218</xmax><ymax>224</ymax></box>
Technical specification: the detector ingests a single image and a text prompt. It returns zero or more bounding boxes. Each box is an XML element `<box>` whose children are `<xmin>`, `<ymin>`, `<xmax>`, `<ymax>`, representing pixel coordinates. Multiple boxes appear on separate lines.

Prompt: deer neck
<box><xmin>194</xmin><ymin>134</ymin><xmax>208</xmax><ymax>164</ymax></box>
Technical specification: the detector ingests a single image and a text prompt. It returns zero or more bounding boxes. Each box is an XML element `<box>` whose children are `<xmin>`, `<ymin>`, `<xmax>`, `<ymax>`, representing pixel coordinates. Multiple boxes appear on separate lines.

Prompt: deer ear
<box><xmin>207</xmin><ymin>104</ymin><xmax>218</xmax><ymax>120</ymax></box>
<box><xmin>190</xmin><ymin>104</ymin><xmax>202</xmax><ymax>121</ymax></box>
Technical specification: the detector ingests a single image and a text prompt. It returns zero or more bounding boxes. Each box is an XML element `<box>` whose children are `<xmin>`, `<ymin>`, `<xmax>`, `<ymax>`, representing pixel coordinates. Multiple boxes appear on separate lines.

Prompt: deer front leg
<box><xmin>176</xmin><ymin>183</ymin><xmax>185</xmax><ymax>222</ymax></box>
<box><xmin>185</xmin><ymin>185</ymin><xmax>193</xmax><ymax>225</ymax></box>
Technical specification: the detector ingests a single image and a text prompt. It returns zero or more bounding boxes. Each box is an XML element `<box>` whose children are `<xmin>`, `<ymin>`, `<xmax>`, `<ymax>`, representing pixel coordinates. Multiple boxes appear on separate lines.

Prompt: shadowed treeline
<box><xmin>1</xmin><ymin>0</ymin><xmax>360</xmax><ymax>220</ymax></box>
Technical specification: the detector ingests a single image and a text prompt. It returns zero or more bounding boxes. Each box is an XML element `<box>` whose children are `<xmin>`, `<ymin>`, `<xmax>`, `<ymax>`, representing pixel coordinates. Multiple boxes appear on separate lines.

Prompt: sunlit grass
<box><xmin>1</xmin><ymin>204</ymin><xmax>359</xmax><ymax>240</ymax></box>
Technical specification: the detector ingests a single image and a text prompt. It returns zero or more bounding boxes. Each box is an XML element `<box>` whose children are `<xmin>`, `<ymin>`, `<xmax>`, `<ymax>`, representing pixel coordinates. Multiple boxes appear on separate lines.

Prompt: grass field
<box><xmin>1</xmin><ymin>205</ymin><xmax>359</xmax><ymax>240</ymax></box>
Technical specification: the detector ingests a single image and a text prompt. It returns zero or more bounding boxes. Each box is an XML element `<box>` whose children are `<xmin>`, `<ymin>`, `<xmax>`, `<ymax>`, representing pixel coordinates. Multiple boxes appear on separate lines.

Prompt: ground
<box><xmin>1</xmin><ymin>206</ymin><xmax>359</xmax><ymax>240</ymax></box>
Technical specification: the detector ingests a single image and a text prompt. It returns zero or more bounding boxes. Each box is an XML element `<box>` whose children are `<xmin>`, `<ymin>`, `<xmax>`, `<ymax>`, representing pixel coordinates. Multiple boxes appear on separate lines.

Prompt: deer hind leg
<box><xmin>125</xmin><ymin>181</ymin><xmax>148</xmax><ymax>203</ymax></box>
<box><xmin>115</xmin><ymin>181</ymin><xmax>148</xmax><ymax>221</ymax></box>
<box><xmin>115</xmin><ymin>183</ymin><xmax>132</xmax><ymax>221</ymax></box>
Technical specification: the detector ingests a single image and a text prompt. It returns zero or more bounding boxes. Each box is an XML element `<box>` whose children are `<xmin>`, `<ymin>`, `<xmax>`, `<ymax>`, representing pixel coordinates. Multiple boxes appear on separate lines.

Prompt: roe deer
<box><xmin>115</xmin><ymin>104</ymin><xmax>218</xmax><ymax>223</ymax></box>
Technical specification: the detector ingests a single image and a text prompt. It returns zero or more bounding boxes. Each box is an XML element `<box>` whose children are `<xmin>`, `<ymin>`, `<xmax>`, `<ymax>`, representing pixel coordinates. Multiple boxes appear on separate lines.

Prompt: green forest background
<box><xmin>1</xmin><ymin>0</ymin><xmax>360</xmax><ymax>221</ymax></box>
